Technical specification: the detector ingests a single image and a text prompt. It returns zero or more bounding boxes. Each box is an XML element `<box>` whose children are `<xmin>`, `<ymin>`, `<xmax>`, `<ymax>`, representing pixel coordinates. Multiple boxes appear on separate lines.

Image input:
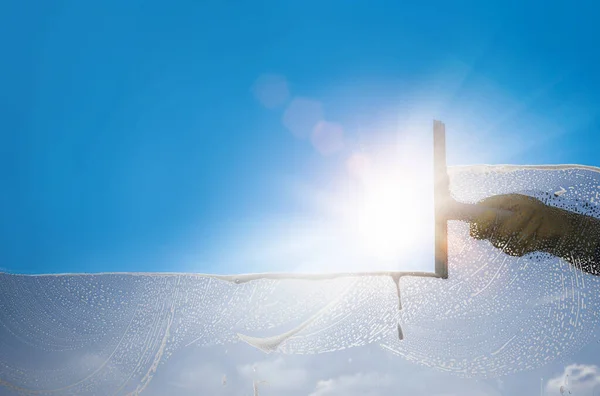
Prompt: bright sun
<box><xmin>355</xmin><ymin>176</ymin><xmax>423</xmax><ymax>260</ymax></box>
<box><xmin>285</xmin><ymin>128</ymin><xmax>438</xmax><ymax>274</ymax></box>
<box><xmin>337</xmin><ymin>145</ymin><xmax>435</xmax><ymax>267</ymax></box>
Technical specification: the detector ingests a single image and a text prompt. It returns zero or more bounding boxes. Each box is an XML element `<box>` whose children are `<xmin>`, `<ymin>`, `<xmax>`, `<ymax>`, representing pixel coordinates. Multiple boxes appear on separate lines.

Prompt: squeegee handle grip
<box><xmin>447</xmin><ymin>201</ymin><xmax>514</xmax><ymax>223</ymax></box>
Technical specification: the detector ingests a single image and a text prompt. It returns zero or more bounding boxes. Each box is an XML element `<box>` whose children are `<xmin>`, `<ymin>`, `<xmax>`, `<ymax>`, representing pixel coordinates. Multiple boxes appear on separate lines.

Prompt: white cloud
<box><xmin>309</xmin><ymin>372</ymin><xmax>393</xmax><ymax>396</ymax></box>
<box><xmin>545</xmin><ymin>364</ymin><xmax>600</xmax><ymax>395</ymax></box>
<box><xmin>140</xmin><ymin>343</ymin><xmax>511</xmax><ymax>396</ymax></box>
<box><xmin>168</xmin><ymin>362</ymin><xmax>226</xmax><ymax>394</ymax></box>
<box><xmin>307</xmin><ymin>371</ymin><xmax>500</xmax><ymax>396</ymax></box>
<box><xmin>238</xmin><ymin>357</ymin><xmax>309</xmax><ymax>391</ymax></box>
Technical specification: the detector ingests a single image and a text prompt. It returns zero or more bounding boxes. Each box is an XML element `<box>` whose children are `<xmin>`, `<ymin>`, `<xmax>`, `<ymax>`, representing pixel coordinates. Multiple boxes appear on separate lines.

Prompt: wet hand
<box><xmin>469</xmin><ymin>193</ymin><xmax>571</xmax><ymax>257</ymax></box>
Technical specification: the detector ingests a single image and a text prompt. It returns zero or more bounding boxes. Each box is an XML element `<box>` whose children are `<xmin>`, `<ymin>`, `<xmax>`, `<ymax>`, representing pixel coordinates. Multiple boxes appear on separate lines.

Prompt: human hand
<box><xmin>469</xmin><ymin>193</ymin><xmax>572</xmax><ymax>257</ymax></box>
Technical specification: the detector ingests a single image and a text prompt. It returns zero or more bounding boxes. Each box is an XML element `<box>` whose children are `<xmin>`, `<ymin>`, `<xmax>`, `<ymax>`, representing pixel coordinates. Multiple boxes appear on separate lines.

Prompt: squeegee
<box><xmin>213</xmin><ymin>120</ymin><xmax>511</xmax><ymax>342</ymax></box>
<box><xmin>432</xmin><ymin>120</ymin><xmax>512</xmax><ymax>278</ymax></box>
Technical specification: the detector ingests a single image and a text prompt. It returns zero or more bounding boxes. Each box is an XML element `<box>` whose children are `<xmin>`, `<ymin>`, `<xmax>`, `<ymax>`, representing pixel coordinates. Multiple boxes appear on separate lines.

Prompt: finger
<box><xmin>490</xmin><ymin>236</ymin><xmax>511</xmax><ymax>252</ymax></box>
<box><xmin>489</xmin><ymin>213</ymin><xmax>541</xmax><ymax>256</ymax></box>
<box><xmin>487</xmin><ymin>210</ymin><xmax>529</xmax><ymax>254</ymax></box>
<box><xmin>517</xmin><ymin>216</ymin><xmax>543</xmax><ymax>253</ymax></box>
<box><xmin>470</xmin><ymin>209</ymin><xmax>499</xmax><ymax>240</ymax></box>
<box><xmin>489</xmin><ymin>234</ymin><xmax>525</xmax><ymax>257</ymax></box>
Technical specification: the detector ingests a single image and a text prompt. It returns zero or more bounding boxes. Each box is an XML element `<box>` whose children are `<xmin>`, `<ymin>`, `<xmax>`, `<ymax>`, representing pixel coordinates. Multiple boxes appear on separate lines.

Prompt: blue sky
<box><xmin>2</xmin><ymin>1</ymin><xmax>600</xmax><ymax>395</ymax></box>
<box><xmin>2</xmin><ymin>0</ymin><xmax>599</xmax><ymax>275</ymax></box>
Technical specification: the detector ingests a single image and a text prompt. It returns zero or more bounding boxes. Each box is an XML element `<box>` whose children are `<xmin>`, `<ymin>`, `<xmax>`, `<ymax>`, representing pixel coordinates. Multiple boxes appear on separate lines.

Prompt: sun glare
<box><xmin>355</xmin><ymin>176</ymin><xmax>424</xmax><ymax>260</ymax></box>
<box><xmin>337</xmin><ymin>144</ymin><xmax>435</xmax><ymax>268</ymax></box>
<box><xmin>279</xmin><ymin>119</ymin><xmax>440</xmax><ymax>274</ymax></box>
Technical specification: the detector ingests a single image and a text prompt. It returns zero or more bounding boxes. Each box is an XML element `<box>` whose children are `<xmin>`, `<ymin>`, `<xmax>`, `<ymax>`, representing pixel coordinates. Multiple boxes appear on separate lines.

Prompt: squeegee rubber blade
<box><xmin>433</xmin><ymin>120</ymin><xmax>449</xmax><ymax>279</ymax></box>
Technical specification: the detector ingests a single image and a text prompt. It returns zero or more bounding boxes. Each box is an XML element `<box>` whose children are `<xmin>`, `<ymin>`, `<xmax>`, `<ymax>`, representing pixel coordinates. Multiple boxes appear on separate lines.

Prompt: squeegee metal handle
<box><xmin>446</xmin><ymin>201</ymin><xmax>514</xmax><ymax>223</ymax></box>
